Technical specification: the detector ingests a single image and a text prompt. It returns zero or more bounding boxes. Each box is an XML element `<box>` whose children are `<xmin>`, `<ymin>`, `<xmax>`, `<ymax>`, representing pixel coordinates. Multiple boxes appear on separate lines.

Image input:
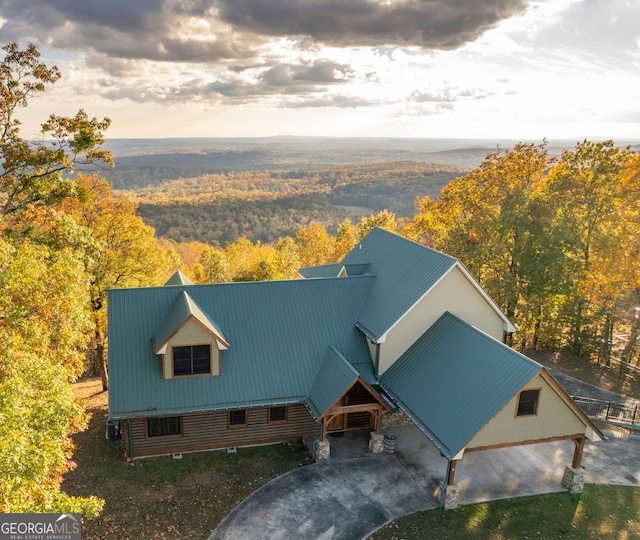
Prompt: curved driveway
<box><xmin>209</xmin><ymin>454</ymin><xmax>436</xmax><ymax>540</ymax></box>
<box><xmin>209</xmin><ymin>373</ymin><xmax>640</xmax><ymax>540</ymax></box>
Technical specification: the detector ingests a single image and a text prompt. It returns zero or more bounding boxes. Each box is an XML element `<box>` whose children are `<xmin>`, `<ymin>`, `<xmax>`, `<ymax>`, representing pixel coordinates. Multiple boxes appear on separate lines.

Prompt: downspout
<box><xmin>440</xmin><ymin>458</ymin><xmax>451</xmax><ymax>509</ymax></box>
<box><xmin>375</xmin><ymin>343</ymin><xmax>381</xmax><ymax>377</ymax></box>
<box><xmin>127</xmin><ymin>419</ymin><xmax>133</xmax><ymax>462</ymax></box>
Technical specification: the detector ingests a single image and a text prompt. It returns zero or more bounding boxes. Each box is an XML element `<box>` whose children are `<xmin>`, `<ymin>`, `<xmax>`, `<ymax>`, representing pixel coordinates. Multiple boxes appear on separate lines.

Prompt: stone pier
<box><xmin>561</xmin><ymin>465</ymin><xmax>585</xmax><ymax>494</ymax></box>
<box><xmin>369</xmin><ymin>432</ymin><xmax>384</xmax><ymax>454</ymax></box>
<box><xmin>315</xmin><ymin>440</ymin><xmax>331</xmax><ymax>461</ymax></box>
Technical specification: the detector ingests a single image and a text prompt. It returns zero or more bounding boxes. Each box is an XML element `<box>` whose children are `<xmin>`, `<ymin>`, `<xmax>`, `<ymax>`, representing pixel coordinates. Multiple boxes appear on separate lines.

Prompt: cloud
<box><xmin>506</xmin><ymin>0</ymin><xmax>640</xmax><ymax>72</ymax></box>
<box><xmin>95</xmin><ymin>59</ymin><xmax>356</xmax><ymax>104</ymax></box>
<box><xmin>0</xmin><ymin>0</ymin><xmax>262</xmax><ymax>67</ymax></box>
<box><xmin>410</xmin><ymin>85</ymin><xmax>493</xmax><ymax>103</ymax></box>
<box><xmin>0</xmin><ymin>0</ymin><xmax>532</xmax><ymax>72</ymax></box>
<box><xmin>216</xmin><ymin>0</ymin><xmax>530</xmax><ymax>49</ymax></box>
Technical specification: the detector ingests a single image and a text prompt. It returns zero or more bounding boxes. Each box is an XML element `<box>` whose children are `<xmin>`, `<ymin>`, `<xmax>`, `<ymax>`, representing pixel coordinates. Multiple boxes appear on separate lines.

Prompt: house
<box><xmin>108</xmin><ymin>227</ymin><xmax>602</xmax><ymax>508</ymax></box>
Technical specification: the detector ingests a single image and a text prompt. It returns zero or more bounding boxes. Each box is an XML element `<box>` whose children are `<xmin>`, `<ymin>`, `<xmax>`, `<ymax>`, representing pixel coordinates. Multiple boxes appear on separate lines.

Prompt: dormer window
<box><xmin>153</xmin><ymin>291</ymin><xmax>229</xmax><ymax>380</ymax></box>
<box><xmin>173</xmin><ymin>344</ymin><xmax>212</xmax><ymax>377</ymax></box>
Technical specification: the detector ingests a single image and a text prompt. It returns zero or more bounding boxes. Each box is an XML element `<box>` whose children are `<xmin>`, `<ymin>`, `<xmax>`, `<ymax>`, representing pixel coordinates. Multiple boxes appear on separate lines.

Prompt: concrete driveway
<box><xmin>209</xmin><ymin>425</ymin><xmax>640</xmax><ymax>540</ymax></box>
<box><xmin>209</xmin><ymin>453</ymin><xmax>437</xmax><ymax>540</ymax></box>
<box><xmin>210</xmin><ymin>370</ymin><xmax>640</xmax><ymax>540</ymax></box>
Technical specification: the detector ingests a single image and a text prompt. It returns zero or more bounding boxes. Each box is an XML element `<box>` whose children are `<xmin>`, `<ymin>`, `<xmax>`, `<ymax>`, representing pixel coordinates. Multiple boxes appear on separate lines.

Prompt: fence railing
<box><xmin>607</xmin><ymin>357</ymin><xmax>640</xmax><ymax>376</ymax></box>
<box><xmin>571</xmin><ymin>395</ymin><xmax>640</xmax><ymax>427</ymax></box>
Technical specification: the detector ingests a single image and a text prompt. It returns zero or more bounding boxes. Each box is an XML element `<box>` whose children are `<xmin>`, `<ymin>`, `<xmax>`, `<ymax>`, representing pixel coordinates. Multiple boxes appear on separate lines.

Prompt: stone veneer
<box><xmin>561</xmin><ymin>465</ymin><xmax>585</xmax><ymax>494</ymax></box>
<box><xmin>315</xmin><ymin>440</ymin><xmax>331</xmax><ymax>461</ymax></box>
<box><xmin>369</xmin><ymin>432</ymin><xmax>384</xmax><ymax>453</ymax></box>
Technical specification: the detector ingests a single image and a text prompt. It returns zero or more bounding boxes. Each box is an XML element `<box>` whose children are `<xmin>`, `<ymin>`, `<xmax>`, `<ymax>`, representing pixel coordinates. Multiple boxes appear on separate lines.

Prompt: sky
<box><xmin>0</xmin><ymin>0</ymin><xmax>639</xmax><ymax>141</ymax></box>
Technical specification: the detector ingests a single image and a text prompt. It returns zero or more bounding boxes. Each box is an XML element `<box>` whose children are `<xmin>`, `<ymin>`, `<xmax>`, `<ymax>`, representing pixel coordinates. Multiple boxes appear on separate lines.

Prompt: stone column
<box><xmin>315</xmin><ymin>440</ymin><xmax>331</xmax><ymax>461</ymax></box>
<box><xmin>369</xmin><ymin>432</ymin><xmax>384</xmax><ymax>454</ymax></box>
<box><xmin>561</xmin><ymin>465</ymin><xmax>585</xmax><ymax>494</ymax></box>
<box><xmin>435</xmin><ymin>483</ymin><xmax>459</xmax><ymax>510</ymax></box>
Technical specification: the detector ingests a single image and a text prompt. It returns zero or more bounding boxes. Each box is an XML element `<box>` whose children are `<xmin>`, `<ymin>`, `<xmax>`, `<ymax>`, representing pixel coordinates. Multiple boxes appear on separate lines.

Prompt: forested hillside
<box><xmin>121</xmin><ymin>162</ymin><xmax>462</xmax><ymax>244</ymax></box>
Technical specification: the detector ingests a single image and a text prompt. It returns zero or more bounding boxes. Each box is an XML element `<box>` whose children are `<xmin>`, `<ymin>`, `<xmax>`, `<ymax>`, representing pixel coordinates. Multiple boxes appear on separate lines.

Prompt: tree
<box><xmin>355</xmin><ymin>209</ymin><xmax>397</xmax><ymax>240</ymax></box>
<box><xmin>0</xmin><ymin>43</ymin><xmax>112</xmax><ymax>220</ymax></box>
<box><xmin>59</xmin><ymin>175</ymin><xmax>174</xmax><ymax>390</ymax></box>
<box><xmin>546</xmin><ymin>140</ymin><xmax>631</xmax><ymax>357</ymax></box>
<box><xmin>0</xmin><ymin>238</ymin><xmax>103</xmax><ymax>515</ymax></box>
<box><xmin>200</xmin><ymin>246</ymin><xmax>231</xmax><ymax>283</ymax></box>
<box><xmin>334</xmin><ymin>219</ymin><xmax>357</xmax><ymax>260</ymax></box>
<box><xmin>295</xmin><ymin>223</ymin><xmax>335</xmax><ymax>268</ymax></box>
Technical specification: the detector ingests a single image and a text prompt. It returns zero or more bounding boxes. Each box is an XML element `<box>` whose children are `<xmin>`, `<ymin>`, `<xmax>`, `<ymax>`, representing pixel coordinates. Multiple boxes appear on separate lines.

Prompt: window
<box><xmin>147</xmin><ymin>416</ymin><xmax>181</xmax><ymax>438</ymax></box>
<box><xmin>268</xmin><ymin>406</ymin><xmax>287</xmax><ymax>424</ymax></box>
<box><xmin>516</xmin><ymin>389</ymin><xmax>540</xmax><ymax>417</ymax></box>
<box><xmin>173</xmin><ymin>344</ymin><xmax>211</xmax><ymax>377</ymax></box>
<box><xmin>228</xmin><ymin>409</ymin><xmax>247</xmax><ymax>428</ymax></box>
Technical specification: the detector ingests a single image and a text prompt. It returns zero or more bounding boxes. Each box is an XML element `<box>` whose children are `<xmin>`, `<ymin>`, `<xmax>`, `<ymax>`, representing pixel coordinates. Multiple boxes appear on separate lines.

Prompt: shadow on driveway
<box><xmin>208</xmin><ymin>454</ymin><xmax>438</xmax><ymax>540</ymax></box>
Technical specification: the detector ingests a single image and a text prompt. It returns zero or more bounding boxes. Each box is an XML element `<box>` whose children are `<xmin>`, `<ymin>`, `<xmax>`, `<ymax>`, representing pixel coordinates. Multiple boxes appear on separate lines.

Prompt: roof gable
<box><xmin>306</xmin><ymin>346</ymin><xmax>360</xmax><ymax>419</ymax></box>
<box><xmin>340</xmin><ymin>228</ymin><xmax>457</xmax><ymax>341</ymax></box>
<box><xmin>153</xmin><ymin>291</ymin><xmax>228</xmax><ymax>354</ymax></box>
<box><xmin>381</xmin><ymin>312</ymin><xmax>541</xmax><ymax>457</ymax></box>
<box><xmin>164</xmin><ymin>270</ymin><xmax>194</xmax><ymax>286</ymax></box>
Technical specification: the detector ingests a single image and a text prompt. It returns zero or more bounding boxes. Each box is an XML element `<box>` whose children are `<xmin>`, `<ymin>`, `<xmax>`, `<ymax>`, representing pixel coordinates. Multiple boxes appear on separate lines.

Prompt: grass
<box><xmin>370</xmin><ymin>485</ymin><xmax>640</xmax><ymax>540</ymax></box>
<box><xmin>63</xmin><ymin>378</ymin><xmax>311</xmax><ymax>539</ymax></box>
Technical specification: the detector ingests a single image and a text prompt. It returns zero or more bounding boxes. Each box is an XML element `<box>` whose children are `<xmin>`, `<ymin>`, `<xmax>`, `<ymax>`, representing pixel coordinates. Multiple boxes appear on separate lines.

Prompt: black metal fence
<box><xmin>572</xmin><ymin>395</ymin><xmax>640</xmax><ymax>427</ymax></box>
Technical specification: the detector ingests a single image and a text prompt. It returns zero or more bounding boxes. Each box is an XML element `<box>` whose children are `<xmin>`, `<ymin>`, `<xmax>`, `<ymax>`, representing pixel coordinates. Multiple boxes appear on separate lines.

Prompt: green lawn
<box><xmin>370</xmin><ymin>485</ymin><xmax>640</xmax><ymax>539</ymax></box>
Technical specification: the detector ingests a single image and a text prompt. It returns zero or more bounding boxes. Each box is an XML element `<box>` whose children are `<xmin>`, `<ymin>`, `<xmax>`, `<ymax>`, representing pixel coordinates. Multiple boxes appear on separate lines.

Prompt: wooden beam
<box><xmin>447</xmin><ymin>459</ymin><xmax>459</xmax><ymax>486</ymax></box>
<box><xmin>572</xmin><ymin>437</ymin><xmax>586</xmax><ymax>469</ymax></box>
<box><xmin>465</xmin><ymin>432</ymin><xmax>587</xmax><ymax>453</ymax></box>
<box><xmin>328</xmin><ymin>403</ymin><xmax>383</xmax><ymax>415</ymax></box>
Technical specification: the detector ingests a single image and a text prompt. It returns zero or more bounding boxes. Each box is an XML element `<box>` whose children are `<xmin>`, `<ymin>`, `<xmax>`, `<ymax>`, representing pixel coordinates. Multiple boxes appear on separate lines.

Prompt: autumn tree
<box><xmin>60</xmin><ymin>174</ymin><xmax>174</xmax><ymax>390</ymax></box>
<box><xmin>546</xmin><ymin>140</ymin><xmax>632</xmax><ymax>357</ymax></box>
<box><xmin>355</xmin><ymin>209</ymin><xmax>397</xmax><ymax>240</ymax></box>
<box><xmin>200</xmin><ymin>246</ymin><xmax>231</xmax><ymax>283</ymax></box>
<box><xmin>0</xmin><ymin>238</ymin><xmax>103</xmax><ymax>515</ymax></box>
<box><xmin>295</xmin><ymin>223</ymin><xmax>335</xmax><ymax>268</ymax></box>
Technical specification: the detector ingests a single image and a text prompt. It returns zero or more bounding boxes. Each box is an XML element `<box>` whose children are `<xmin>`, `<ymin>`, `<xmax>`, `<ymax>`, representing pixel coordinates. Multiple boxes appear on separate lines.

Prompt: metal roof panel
<box><xmin>108</xmin><ymin>276</ymin><xmax>375</xmax><ymax>419</ymax></box>
<box><xmin>381</xmin><ymin>312</ymin><xmax>541</xmax><ymax>457</ymax></box>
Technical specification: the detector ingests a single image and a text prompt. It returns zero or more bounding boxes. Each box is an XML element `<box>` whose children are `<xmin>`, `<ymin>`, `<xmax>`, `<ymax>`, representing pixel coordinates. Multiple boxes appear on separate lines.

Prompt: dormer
<box><xmin>337</xmin><ymin>263</ymin><xmax>370</xmax><ymax>277</ymax></box>
<box><xmin>152</xmin><ymin>291</ymin><xmax>229</xmax><ymax>379</ymax></box>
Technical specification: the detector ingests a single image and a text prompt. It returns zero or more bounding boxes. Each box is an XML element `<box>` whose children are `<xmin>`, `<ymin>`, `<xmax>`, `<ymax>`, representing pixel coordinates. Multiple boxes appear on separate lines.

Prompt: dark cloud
<box><xmin>216</xmin><ymin>0</ymin><xmax>530</xmax><ymax>49</ymax></box>
<box><xmin>0</xmin><ymin>0</ymin><xmax>531</xmax><ymax>72</ymax></box>
<box><xmin>0</xmin><ymin>0</ymin><xmax>261</xmax><ymax>67</ymax></box>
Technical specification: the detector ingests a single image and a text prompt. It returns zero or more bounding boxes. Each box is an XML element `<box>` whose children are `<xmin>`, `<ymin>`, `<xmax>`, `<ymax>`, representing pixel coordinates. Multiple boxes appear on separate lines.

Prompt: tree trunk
<box><xmin>96</xmin><ymin>330</ymin><xmax>108</xmax><ymax>391</ymax></box>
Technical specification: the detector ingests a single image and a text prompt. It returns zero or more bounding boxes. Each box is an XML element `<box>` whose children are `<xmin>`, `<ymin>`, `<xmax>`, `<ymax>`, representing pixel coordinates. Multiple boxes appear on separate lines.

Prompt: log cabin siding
<box><xmin>126</xmin><ymin>404</ymin><xmax>319</xmax><ymax>458</ymax></box>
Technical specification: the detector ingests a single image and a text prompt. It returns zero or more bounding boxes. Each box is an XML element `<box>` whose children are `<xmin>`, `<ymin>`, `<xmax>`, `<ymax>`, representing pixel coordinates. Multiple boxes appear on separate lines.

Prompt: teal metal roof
<box><xmin>340</xmin><ymin>228</ymin><xmax>457</xmax><ymax>341</ymax></box>
<box><xmin>164</xmin><ymin>270</ymin><xmax>194</xmax><ymax>286</ymax></box>
<box><xmin>306</xmin><ymin>346</ymin><xmax>360</xmax><ymax>420</ymax></box>
<box><xmin>108</xmin><ymin>275</ymin><xmax>375</xmax><ymax>420</ymax></box>
<box><xmin>298</xmin><ymin>263</ymin><xmax>342</xmax><ymax>278</ymax></box>
<box><xmin>342</xmin><ymin>264</ymin><xmax>370</xmax><ymax>276</ymax></box>
<box><xmin>152</xmin><ymin>291</ymin><xmax>228</xmax><ymax>352</ymax></box>
<box><xmin>381</xmin><ymin>312</ymin><xmax>541</xmax><ymax>458</ymax></box>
